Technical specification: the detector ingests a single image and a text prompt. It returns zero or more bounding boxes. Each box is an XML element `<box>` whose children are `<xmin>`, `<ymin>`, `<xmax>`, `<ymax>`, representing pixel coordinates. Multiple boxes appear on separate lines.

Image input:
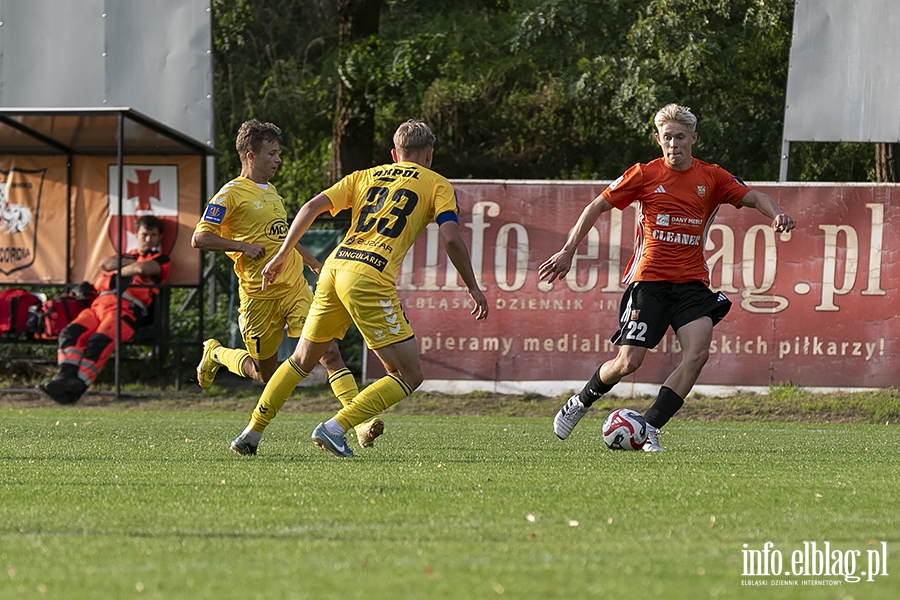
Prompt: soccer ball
<box><xmin>602</xmin><ymin>409</ymin><xmax>648</xmax><ymax>450</ymax></box>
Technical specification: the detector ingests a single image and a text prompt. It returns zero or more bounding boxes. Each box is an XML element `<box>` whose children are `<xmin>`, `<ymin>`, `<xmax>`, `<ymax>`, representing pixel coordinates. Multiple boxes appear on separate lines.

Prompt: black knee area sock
<box><xmin>643</xmin><ymin>386</ymin><xmax>684</xmax><ymax>429</ymax></box>
<box><xmin>58</xmin><ymin>323</ymin><xmax>86</xmax><ymax>350</ymax></box>
<box><xmin>84</xmin><ymin>333</ymin><xmax>113</xmax><ymax>363</ymax></box>
<box><xmin>579</xmin><ymin>370</ymin><xmax>615</xmax><ymax>408</ymax></box>
<box><xmin>59</xmin><ymin>363</ymin><xmax>78</xmax><ymax>379</ymax></box>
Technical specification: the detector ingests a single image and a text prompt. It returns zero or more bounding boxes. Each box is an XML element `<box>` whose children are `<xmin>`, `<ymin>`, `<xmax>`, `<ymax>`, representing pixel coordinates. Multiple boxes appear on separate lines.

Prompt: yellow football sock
<box><xmin>328</xmin><ymin>367</ymin><xmax>359</xmax><ymax>407</ymax></box>
<box><xmin>334</xmin><ymin>375</ymin><xmax>411</xmax><ymax>432</ymax></box>
<box><xmin>248</xmin><ymin>358</ymin><xmax>307</xmax><ymax>433</ymax></box>
<box><xmin>217</xmin><ymin>346</ymin><xmax>252</xmax><ymax>378</ymax></box>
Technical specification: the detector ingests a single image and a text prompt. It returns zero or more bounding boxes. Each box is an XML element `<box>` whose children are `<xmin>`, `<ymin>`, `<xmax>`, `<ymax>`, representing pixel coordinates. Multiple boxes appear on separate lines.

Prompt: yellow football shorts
<box><xmin>303</xmin><ymin>268</ymin><xmax>414</xmax><ymax>350</ymax></box>
<box><xmin>237</xmin><ymin>281</ymin><xmax>313</xmax><ymax>360</ymax></box>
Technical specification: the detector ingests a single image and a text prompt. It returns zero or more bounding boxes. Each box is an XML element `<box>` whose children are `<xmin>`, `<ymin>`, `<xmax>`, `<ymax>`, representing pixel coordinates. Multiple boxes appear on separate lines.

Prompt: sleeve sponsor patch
<box><xmin>202</xmin><ymin>203</ymin><xmax>226</xmax><ymax>224</ymax></box>
<box><xmin>608</xmin><ymin>175</ymin><xmax>624</xmax><ymax>191</ymax></box>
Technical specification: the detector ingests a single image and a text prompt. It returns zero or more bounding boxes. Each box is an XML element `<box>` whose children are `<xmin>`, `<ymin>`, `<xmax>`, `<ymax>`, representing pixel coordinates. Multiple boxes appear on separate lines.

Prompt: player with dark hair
<box><xmin>191</xmin><ymin>120</ymin><xmax>382</xmax><ymax>447</ymax></box>
<box><xmin>37</xmin><ymin>215</ymin><xmax>170</xmax><ymax>404</ymax></box>
<box><xmin>229</xmin><ymin>119</ymin><xmax>489</xmax><ymax>457</ymax></box>
<box><xmin>539</xmin><ymin>103</ymin><xmax>796</xmax><ymax>451</ymax></box>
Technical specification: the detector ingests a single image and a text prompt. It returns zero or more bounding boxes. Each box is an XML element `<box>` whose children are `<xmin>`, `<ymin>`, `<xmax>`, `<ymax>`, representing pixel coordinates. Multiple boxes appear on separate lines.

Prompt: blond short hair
<box><xmin>654</xmin><ymin>104</ymin><xmax>697</xmax><ymax>133</ymax></box>
<box><xmin>235</xmin><ymin>120</ymin><xmax>282</xmax><ymax>161</ymax></box>
<box><xmin>393</xmin><ymin>119</ymin><xmax>436</xmax><ymax>154</ymax></box>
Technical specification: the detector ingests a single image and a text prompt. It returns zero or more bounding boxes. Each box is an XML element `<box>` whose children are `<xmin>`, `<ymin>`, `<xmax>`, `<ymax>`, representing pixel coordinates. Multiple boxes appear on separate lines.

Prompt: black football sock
<box><xmin>578</xmin><ymin>370</ymin><xmax>615</xmax><ymax>407</ymax></box>
<box><xmin>643</xmin><ymin>386</ymin><xmax>684</xmax><ymax>429</ymax></box>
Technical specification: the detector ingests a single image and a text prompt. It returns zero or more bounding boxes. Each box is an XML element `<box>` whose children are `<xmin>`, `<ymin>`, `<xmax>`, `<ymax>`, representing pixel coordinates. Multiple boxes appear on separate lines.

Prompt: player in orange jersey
<box><xmin>539</xmin><ymin>103</ymin><xmax>796</xmax><ymax>451</ymax></box>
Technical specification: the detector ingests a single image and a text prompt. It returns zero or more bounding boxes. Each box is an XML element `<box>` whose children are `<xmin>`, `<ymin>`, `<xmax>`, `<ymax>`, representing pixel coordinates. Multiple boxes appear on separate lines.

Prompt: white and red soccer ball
<box><xmin>602</xmin><ymin>408</ymin><xmax>648</xmax><ymax>450</ymax></box>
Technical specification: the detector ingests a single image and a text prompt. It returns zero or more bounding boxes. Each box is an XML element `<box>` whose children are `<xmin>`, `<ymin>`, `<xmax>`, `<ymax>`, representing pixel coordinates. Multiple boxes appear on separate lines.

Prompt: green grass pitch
<box><xmin>1</xmin><ymin>408</ymin><xmax>897</xmax><ymax>599</ymax></box>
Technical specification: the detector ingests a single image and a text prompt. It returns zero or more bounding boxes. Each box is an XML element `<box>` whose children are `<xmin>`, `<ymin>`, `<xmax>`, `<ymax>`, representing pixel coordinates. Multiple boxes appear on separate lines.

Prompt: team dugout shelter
<box><xmin>0</xmin><ymin>107</ymin><xmax>215</xmax><ymax>394</ymax></box>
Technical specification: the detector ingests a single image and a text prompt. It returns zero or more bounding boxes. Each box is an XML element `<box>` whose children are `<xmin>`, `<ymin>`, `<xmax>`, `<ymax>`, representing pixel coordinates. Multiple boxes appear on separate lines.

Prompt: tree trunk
<box><xmin>327</xmin><ymin>0</ymin><xmax>383</xmax><ymax>186</ymax></box>
<box><xmin>875</xmin><ymin>143</ymin><xmax>899</xmax><ymax>182</ymax></box>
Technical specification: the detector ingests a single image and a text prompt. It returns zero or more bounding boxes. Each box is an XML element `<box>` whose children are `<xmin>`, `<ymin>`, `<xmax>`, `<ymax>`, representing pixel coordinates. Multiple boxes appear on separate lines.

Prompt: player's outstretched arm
<box><xmin>263</xmin><ymin>193</ymin><xmax>333</xmax><ymax>286</ymax></box>
<box><xmin>438</xmin><ymin>220</ymin><xmax>489</xmax><ymax>320</ymax></box>
<box><xmin>295</xmin><ymin>243</ymin><xmax>323</xmax><ymax>274</ymax></box>
<box><xmin>539</xmin><ymin>195</ymin><xmax>614</xmax><ymax>283</ymax></box>
<box><xmin>191</xmin><ymin>230</ymin><xmax>265</xmax><ymax>260</ymax></box>
<box><xmin>738</xmin><ymin>190</ymin><xmax>796</xmax><ymax>233</ymax></box>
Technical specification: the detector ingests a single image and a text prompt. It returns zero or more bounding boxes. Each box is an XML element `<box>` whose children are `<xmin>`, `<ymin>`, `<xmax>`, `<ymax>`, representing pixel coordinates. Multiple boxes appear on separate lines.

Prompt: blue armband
<box><xmin>436</xmin><ymin>210</ymin><xmax>459</xmax><ymax>226</ymax></box>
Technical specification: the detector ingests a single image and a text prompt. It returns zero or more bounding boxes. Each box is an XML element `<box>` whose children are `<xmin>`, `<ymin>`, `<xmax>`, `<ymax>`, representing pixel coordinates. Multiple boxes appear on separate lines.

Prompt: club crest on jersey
<box><xmin>107</xmin><ymin>165</ymin><xmax>179</xmax><ymax>254</ymax></box>
<box><xmin>629</xmin><ymin>309</ymin><xmax>641</xmax><ymax>321</ymax></box>
<box><xmin>697</xmin><ymin>185</ymin><xmax>707</xmax><ymax>197</ymax></box>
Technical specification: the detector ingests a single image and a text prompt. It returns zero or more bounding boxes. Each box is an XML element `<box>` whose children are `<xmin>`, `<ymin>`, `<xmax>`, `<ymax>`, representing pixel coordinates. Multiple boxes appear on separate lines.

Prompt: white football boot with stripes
<box><xmin>554</xmin><ymin>394</ymin><xmax>588</xmax><ymax>440</ymax></box>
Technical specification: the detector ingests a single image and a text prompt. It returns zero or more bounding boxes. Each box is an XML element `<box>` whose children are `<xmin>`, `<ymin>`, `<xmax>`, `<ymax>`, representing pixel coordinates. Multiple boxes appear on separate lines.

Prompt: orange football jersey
<box><xmin>601</xmin><ymin>157</ymin><xmax>750</xmax><ymax>285</ymax></box>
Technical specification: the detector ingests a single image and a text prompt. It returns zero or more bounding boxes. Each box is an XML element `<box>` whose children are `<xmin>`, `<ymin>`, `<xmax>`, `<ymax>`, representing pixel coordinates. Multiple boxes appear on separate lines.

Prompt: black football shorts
<box><xmin>610</xmin><ymin>280</ymin><xmax>732</xmax><ymax>348</ymax></box>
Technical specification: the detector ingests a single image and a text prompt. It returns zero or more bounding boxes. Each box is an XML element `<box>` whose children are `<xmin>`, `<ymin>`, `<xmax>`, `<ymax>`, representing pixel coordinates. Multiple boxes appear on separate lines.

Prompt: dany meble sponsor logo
<box><xmin>740</xmin><ymin>541</ymin><xmax>889</xmax><ymax>586</ymax></box>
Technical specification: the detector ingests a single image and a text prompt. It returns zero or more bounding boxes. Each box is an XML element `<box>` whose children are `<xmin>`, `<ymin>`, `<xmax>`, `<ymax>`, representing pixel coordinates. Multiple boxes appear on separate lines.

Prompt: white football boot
<box><xmin>642</xmin><ymin>425</ymin><xmax>665</xmax><ymax>452</ymax></box>
<box><xmin>554</xmin><ymin>394</ymin><xmax>588</xmax><ymax>440</ymax></box>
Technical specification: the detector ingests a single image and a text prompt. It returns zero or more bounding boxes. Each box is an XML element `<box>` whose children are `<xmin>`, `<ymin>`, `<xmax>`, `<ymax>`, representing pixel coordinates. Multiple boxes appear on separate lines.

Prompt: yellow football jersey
<box><xmin>195</xmin><ymin>176</ymin><xmax>304</xmax><ymax>298</ymax></box>
<box><xmin>322</xmin><ymin>161</ymin><xmax>458</xmax><ymax>286</ymax></box>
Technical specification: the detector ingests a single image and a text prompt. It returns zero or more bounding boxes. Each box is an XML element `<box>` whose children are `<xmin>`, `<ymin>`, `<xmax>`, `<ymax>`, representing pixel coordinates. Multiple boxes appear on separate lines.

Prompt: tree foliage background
<box><xmin>212</xmin><ymin>0</ymin><xmax>876</xmax><ymax>216</ymax></box>
<box><xmin>199</xmin><ymin>0</ymin><xmax>879</xmax><ymax>371</ymax></box>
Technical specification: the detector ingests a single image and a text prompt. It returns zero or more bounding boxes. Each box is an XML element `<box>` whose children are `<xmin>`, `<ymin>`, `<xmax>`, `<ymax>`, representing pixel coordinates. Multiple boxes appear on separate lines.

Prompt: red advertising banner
<box><xmin>366</xmin><ymin>182</ymin><xmax>898</xmax><ymax>390</ymax></box>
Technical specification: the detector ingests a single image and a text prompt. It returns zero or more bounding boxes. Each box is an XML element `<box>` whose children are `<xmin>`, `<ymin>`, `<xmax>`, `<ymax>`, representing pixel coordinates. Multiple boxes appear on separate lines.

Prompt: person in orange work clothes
<box><xmin>37</xmin><ymin>215</ymin><xmax>170</xmax><ymax>404</ymax></box>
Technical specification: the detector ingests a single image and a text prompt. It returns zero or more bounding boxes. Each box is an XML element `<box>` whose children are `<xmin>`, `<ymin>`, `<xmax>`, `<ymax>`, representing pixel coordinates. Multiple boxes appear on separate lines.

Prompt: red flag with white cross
<box><xmin>107</xmin><ymin>165</ymin><xmax>178</xmax><ymax>254</ymax></box>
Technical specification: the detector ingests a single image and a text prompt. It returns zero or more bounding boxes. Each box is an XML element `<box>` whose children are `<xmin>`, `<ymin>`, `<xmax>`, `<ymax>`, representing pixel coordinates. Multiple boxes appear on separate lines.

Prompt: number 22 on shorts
<box><xmin>624</xmin><ymin>320</ymin><xmax>647</xmax><ymax>342</ymax></box>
